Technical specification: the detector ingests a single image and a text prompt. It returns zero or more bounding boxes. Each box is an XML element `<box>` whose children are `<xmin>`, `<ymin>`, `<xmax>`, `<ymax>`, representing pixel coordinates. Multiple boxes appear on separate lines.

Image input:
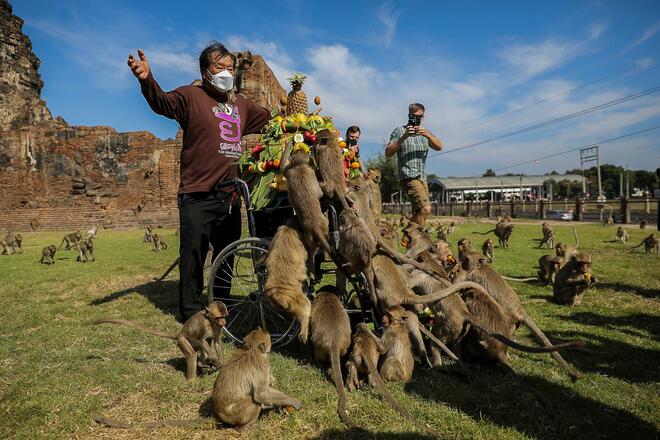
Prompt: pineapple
<box><xmin>286</xmin><ymin>73</ymin><xmax>308</xmax><ymax>116</ymax></box>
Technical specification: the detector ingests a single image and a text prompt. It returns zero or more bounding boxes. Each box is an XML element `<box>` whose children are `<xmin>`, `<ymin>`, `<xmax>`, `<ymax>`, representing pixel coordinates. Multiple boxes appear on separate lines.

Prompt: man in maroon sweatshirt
<box><xmin>128</xmin><ymin>42</ymin><xmax>270</xmax><ymax>321</ymax></box>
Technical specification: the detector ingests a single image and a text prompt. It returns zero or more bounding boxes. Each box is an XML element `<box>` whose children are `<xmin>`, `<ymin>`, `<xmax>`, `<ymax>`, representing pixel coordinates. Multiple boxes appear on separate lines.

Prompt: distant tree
<box><xmin>483</xmin><ymin>169</ymin><xmax>496</xmax><ymax>177</ymax></box>
<box><xmin>632</xmin><ymin>170</ymin><xmax>658</xmax><ymax>193</ymax></box>
<box><xmin>563</xmin><ymin>164</ymin><xmax>657</xmax><ymax>198</ymax></box>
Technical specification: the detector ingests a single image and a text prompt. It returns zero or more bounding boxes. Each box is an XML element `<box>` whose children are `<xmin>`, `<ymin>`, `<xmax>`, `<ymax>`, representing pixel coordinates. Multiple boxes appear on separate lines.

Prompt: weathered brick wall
<box><xmin>0</xmin><ymin>0</ymin><xmax>285</xmax><ymax>231</ymax></box>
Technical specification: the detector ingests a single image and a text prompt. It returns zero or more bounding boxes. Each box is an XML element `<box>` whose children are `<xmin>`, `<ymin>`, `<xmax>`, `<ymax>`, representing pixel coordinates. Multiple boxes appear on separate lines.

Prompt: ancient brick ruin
<box><xmin>0</xmin><ymin>0</ymin><xmax>284</xmax><ymax>230</ymax></box>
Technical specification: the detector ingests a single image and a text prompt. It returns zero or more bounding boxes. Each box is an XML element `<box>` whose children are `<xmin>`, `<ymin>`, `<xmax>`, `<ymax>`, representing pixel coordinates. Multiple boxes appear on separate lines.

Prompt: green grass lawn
<box><xmin>0</xmin><ymin>222</ymin><xmax>658</xmax><ymax>439</ymax></box>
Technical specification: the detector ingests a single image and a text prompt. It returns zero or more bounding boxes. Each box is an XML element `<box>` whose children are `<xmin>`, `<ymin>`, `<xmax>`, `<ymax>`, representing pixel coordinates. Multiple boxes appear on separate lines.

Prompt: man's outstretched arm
<box><xmin>128</xmin><ymin>49</ymin><xmax>186</xmax><ymax>122</ymax></box>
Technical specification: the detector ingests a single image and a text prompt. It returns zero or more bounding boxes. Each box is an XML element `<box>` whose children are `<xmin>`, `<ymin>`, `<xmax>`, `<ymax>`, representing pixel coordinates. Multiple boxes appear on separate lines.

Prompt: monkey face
<box><xmin>339</xmin><ymin>208</ymin><xmax>358</xmax><ymax>226</ymax></box>
<box><xmin>429</xmin><ymin>241</ymin><xmax>454</xmax><ymax>265</ymax></box>
<box><xmin>457</xmin><ymin>239</ymin><xmax>471</xmax><ymax>251</ymax></box>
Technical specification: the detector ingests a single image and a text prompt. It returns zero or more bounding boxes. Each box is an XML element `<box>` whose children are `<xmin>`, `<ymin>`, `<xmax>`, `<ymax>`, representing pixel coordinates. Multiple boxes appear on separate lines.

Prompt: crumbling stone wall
<box><xmin>0</xmin><ymin>0</ymin><xmax>285</xmax><ymax>231</ymax></box>
<box><xmin>0</xmin><ymin>0</ymin><xmax>52</xmax><ymax>130</ymax></box>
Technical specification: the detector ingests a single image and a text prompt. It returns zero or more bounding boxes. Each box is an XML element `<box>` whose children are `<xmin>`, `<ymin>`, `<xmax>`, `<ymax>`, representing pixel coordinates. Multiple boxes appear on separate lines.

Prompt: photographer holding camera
<box><xmin>385</xmin><ymin>103</ymin><xmax>443</xmax><ymax>225</ymax></box>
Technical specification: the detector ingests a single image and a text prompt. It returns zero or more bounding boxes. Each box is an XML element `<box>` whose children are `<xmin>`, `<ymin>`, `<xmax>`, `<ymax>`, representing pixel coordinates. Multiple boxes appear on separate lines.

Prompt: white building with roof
<box><xmin>427</xmin><ymin>174</ymin><xmax>583</xmax><ymax>202</ymax></box>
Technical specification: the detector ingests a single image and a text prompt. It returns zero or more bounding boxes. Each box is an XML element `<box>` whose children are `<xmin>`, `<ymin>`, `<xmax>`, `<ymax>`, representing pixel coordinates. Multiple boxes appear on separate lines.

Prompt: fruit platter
<box><xmin>237</xmin><ymin>73</ymin><xmax>363</xmax><ymax>210</ymax></box>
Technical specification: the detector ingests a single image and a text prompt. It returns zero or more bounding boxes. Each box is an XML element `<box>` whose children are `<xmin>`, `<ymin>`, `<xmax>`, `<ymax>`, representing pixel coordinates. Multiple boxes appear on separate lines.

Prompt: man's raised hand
<box><xmin>127</xmin><ymin>49</ymin><xmax>150</xmax><ymax>80</ymax></box>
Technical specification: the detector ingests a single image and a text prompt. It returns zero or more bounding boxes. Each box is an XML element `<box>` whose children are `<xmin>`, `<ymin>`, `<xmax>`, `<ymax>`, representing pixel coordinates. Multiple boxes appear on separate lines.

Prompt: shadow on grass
<box><xmin>405</xmin><ymin>365</ymin><xmax>657</xmax><ymax>439</ymax></box>
<box><xmin>544</xmin><ymin>328</ymin><xmax>660</xmax><ymax>384</ymax></box>
<box><xmin>89</xmin><ymin>279</ymin><xmax>179</xmax><ymax>316</ymax></box>
<box><xmin>311</xmin><ymin>429</ymin><xmax>436</xmax><ymax>439</ymax></box>
<box><xmin>593</xmin><ymin>282</ymin><xmax>659</xmax><ymax>299</ymax></box>
<box><xmin>560</xmin><ymin>311</ymin><xmax>658</xmax><ymax>337</ymax></box>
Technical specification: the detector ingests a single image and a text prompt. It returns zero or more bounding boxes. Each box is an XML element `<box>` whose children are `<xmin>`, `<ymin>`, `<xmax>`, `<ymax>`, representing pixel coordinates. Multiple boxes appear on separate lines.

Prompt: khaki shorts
<box><xmin>403</xmin><ymin>178</ymin><xmax>430</xmax><ymax>213</ymax></box>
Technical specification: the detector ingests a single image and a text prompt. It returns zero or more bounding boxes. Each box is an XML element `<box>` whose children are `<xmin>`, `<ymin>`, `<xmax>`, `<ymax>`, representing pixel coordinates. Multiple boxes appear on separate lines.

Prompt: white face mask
<box><xmin>207</xmin><ymin>69</ymin><xmax>234</xmax><ymax>92</ymax></box>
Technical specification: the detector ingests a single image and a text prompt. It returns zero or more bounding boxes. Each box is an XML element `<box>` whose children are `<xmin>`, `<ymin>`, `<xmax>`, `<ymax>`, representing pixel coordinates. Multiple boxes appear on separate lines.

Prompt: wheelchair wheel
<box><xmin>207</xmin><ymin>237</ymin><xmax>298</xmax><ymax>347</ymax></box>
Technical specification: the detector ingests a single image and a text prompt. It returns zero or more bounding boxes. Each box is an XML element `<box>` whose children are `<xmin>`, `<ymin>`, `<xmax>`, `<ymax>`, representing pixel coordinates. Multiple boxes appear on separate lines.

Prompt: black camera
<box><xmin>407</xmin><ymin>113</ymin><xmax>422</xmax><ymax>127</ymax></box>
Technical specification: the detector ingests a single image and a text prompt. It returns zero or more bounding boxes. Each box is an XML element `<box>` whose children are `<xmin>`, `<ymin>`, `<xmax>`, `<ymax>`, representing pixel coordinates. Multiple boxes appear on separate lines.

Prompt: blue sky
<box><xmin>13</xmin><ymin>0</ymin><xmax>660</xmax><ymax>176</ymax></box>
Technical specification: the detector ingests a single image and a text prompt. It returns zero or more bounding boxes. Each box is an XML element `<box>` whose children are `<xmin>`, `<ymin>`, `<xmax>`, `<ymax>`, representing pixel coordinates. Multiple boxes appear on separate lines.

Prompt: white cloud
<box><xmin>498</xmin><ymin>40</ymin><xmax>575</xmax><ymax>79</ymax></box>
<box><xmin>628</xmin><ymin>20</ymin><xmax>660</xmax><ymax>50</ymax></box>
<box><xmin>23</xmin><ymin>17</ymin><xmax>659</xmax><ymax>175</ymax></box>
<box><xmin>376</xmin><ymin>2</ymin><xmax>400</xmax><ymax>48</ymax></box>
<box><xmin>147</xmin><ymin>49</ymin><xmax>198</xmax><ymax>77</ymax></box>
<box><xmin>497</xmin><ymin>23</ymin><xmax>606</xmax><ymax>80</ymax></box>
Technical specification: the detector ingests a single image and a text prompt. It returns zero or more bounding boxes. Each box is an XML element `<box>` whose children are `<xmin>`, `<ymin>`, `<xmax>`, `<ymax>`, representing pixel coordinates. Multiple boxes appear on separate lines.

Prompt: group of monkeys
<box><xmin>94</xmin><ymin>129</ymin><xmax>595</xmax><ymax>433</ymax></box>
<box><xmin>1</xmin><ymin>230</ymin><xmax>23</xmax><ymax>255</ymax></box>
<box><xmin>0</xmin><ymin>227</ymin><xmax>96</xmax><ymax>264</ymax></box>
<box><xmin>142</xmin><ymin>225</ymin><xmax>168</xmax><ymax>252</ymax></box>
<box><xmin>612</xmin><ymin>223</ymin><xmax>659</xmax><ymax>254</ymax></box>
<box><xmin>47</xmin><ymin>228</ymin><xmax>96</xmax><ymax>263</ymax></box>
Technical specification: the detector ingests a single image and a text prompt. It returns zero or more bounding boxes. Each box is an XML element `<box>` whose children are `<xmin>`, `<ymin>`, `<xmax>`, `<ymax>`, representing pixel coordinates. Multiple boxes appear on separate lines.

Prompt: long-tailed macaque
<box><xmin>345</xmin><ymin>322</ymin><xmax>438</xmax><ymax>436</ymax></box>
<box><xmin>264</xmin><ymin>220</ymin><xmax>312</xmax><ymax>343</ymax></box>
<box><xmin>337</xmin><ymin>207</ymin><xmax>380</xmax><ymax>305</ymax></box>
<box><xmin>60</xmin><ymin>231</ymin><xmax>83</xmax><ymax>250</ymax></box>
<box><xmin>284</xmin><ymin>149</ymin><xmax>334</xmax><ymax>261</ymax></box>
<box><xmin>379</xmin><ymin>306</ymin><xmax>430</xmax><ymax>382</ymax></box>
<box><xmin>555</xmin><ymin>226</ymin><xmax>580</xmax><ymax>261</ymax></box>
<box><xmin>212</xmin><ymin>328</ymin><xmax>301</xmax><ymax>426</ymax></box>
<box><xmin>143</xmin><ymin>225</ymin><xmax>153</xmax><ymax>243</ymax></box>
<box><xmin>153</xmin><ymin>233</ymin><xmax>167</xmax><ymax>252</ymax></box>
<box><xmin>553</xmin><ymin>253</ymin><xmax>597</xmax><ymax>306</ymax></box>
<box><xmin>364</xmin><ymin>168</ymin><xmax>383</xmax><ymax>219</ymax></box>
<box><xmin>616</xmin><ymin>226</ymin><xmax>629</xmax><ymax>243</ymax></box>
<box><xmin>93</xmin><ymin>301</ymin><xmax>228</xmax><ymax>380</ymax></box>
<box><xmin>538</xmin><ymin>255</ymin><xmax>564</xmax><ymax>285</ymax></box>
<box><xmin>538</xmin><ymin>222</ymin><xmax>554</xmax><ymax>248</ymax></box>
<box><xmin>313</xmin><ymin>129</ymin><xmax>353</xmax><ymax>210</ymax></box>
<box><xmin>40</xmin><ymin>244</ymin><xmax>57</xmax><ymax>264</ymax></box>
<box><xmin>482</xmin><ymin>238</ymin><xmax>494</xmax><ymax>263</ymax></box>
<box><xmin>29</xmin><ymin>218</ymin><xmax>41</xmax><ymax>232</ymax></box>
<box><xmin>96</xmin><ymin>326</ymin><xmax>301</xmax><ymax>429</ymax></box>
<box><xmin>630</xmin><ymin>233</ymin><xmax>658</xmax><ymax>254</ymax></box>
<box><xmin>461</xmin><ymin>252</ymin><xmax>582</xmax><ymax>380</ymax></box>
<box><xmin>1</xmin><ymin>231</ymin><xmax>22</xmax><ymax>255</ymax></box>
<box><xmin>74</xmin><ymin>238</ymin><xmax>95</xmax><ymax>262</ymax></box>
<box><xmin>309</xmin><ymin>288</ymin><xmax>354</xmax><ymax>427</ymax></box>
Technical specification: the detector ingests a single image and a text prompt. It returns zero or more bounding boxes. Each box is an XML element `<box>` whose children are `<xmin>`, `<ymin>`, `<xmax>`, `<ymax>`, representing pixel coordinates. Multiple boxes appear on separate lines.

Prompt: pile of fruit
<box><xmin>238</xmin><ymin>73</ymin><xmax>362</xmax><ymax>210</ymax></box>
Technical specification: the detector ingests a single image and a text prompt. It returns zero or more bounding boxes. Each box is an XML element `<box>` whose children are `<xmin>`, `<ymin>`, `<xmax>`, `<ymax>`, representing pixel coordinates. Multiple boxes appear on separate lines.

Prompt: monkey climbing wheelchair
<box><xmin>207</xmin><ymin>178</ymin><xmax>379</xmax><ymax>347</ymax></box>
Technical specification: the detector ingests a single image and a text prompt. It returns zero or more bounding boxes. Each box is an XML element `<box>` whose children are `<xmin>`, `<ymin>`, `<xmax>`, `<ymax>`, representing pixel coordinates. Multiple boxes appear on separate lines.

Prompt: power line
<box><xmin>464</xmin><ymin>62</ymin><xmax>658</xmax><ymax>131</ymax></box>
<box><xmin>493</xmin><ymin>123</ymin><xmax>660</xmax><ymax>172</ymax></box>
<box><xmin>429</xmin><ymin>84</ymin><xmax>660</xmax><ymax>159</ymax></box>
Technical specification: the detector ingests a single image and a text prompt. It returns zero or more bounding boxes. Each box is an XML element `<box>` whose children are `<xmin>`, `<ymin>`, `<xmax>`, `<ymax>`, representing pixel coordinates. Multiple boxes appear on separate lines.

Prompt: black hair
<box><xmin>345</xmin><ymin>126</ymin><xmax>361</xmax><ymax>137</ymax></box>
<box><xmin>199</xmin><ymin>41</ymin><xmax>235</xmax><ymax>72</ymax></box>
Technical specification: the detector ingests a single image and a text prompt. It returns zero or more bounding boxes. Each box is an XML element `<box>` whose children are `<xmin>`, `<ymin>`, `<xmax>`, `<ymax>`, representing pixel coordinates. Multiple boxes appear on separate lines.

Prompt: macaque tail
<box><xmin>466</xmin><ymin>318</ymin><xmax>586</xmax><ymax>353</ymax></box>
<box><xmin>95</xmin><ymin>415</ymin><xmax>210</xmax><ymax>429</ymax></box>
<box><xmin>92</xmin><ymin>318</ymin><xmax>178</xmax><ymax>340</ymax></box>
<box><xmin>406</xmin><ymin>282</ymin><xmax>491</xmax><ymax>304</ymax></box>
<box><xmin>474</xmin><ymin>229</ymin><xmax>496</xmax><ymax>236</ymax></box>
<box><xmin>501</xmin><ymin>276</ymin><xmax>538</xmax><ymax>282</ymax></box>
<box><xmin>331</xmin><ymin>351</ymin><xmax>355</xmax><ymax>428</ymax></box>
<box><xmin>418</xmin><ymin>324</ymin><xmax>461</xmax><ymax>362</ymax></box>
<box><xmin>572</xmin><ymin>225</ymin><xmax>579</xmax><ymax>248</ymax></box>
<box><xmin>363</xmin><ymin>355</ymin><xmax>438</xmax><ymax>436</ymax></box>
<box><xmin>522</xmin><ymin>314</ymin><xmax>581</xmax><ymax>381</ymax></box>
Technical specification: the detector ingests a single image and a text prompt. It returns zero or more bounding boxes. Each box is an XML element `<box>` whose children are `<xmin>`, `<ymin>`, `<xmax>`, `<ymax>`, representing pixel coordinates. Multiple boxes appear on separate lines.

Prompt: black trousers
<box><xmin>178</xmin><ymin>191</ymin><xmax>241</xmax><ymax>320</ymax></box>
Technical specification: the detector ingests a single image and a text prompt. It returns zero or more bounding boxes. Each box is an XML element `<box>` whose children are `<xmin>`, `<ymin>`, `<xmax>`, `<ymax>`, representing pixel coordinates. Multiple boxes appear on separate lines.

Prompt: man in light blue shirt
<box><xmin>385</xmin><ymin>103</ymin><xmax>443</xmax><ymax>225</ymax></box>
